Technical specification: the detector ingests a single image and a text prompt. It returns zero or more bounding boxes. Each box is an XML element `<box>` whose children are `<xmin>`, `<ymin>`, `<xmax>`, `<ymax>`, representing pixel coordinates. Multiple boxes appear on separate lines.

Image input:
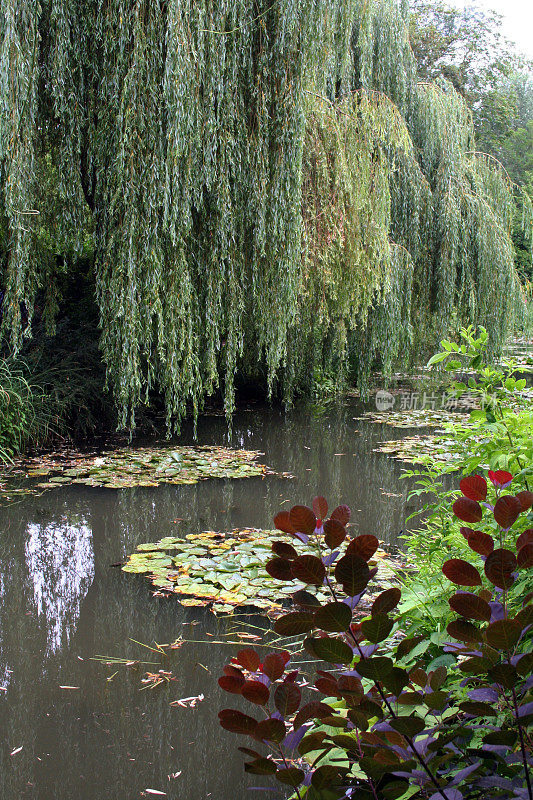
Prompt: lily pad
<box><xmin>0</xmin><ymin>444</ymin><xmax>274</xmax><ymax>503</ymax></box>
<box><xmin>122</xmin><ymin>527</ymin><xmax>401</xmax><ymax>616</ymax></box>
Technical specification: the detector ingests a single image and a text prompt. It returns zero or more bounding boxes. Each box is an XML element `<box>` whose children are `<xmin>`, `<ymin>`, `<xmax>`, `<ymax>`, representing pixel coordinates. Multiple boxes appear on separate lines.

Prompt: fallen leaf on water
<box><xmin>170</xmin><ymin>694</ymin><xmax>205</xmax><ymax>708</ymax></box>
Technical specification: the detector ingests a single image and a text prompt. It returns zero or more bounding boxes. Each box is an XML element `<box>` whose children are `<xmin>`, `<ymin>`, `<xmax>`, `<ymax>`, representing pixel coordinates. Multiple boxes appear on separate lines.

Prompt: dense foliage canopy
<box><xmin>0</xmin><ymin>0</ymin><xmax>531</xmax><ymax>430</ymax></box>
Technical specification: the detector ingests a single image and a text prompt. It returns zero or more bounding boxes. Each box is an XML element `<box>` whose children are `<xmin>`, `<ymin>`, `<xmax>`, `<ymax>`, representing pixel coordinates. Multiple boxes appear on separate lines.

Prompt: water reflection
<box><xmin>0</xmin><ymin>400</ymin><xmax>418</xmax><ymax>800</ymax></box>
<box><xmin>25</xmin><ymin>518</ymin><xmax>94</xmax><ymax>654</ymax></box>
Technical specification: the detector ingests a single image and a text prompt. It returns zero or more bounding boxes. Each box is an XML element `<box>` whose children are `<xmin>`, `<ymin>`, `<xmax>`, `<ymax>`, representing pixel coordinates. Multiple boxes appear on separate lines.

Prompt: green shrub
<box><xmin>398</xmin><ymin>325</ymin><xmax>532</xmax><ymax>640</ymax></box>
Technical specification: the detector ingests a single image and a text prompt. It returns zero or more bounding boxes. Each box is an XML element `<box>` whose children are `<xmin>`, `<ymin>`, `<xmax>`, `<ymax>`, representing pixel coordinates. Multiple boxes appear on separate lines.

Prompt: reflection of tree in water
<box><xmin>0</xmin><ymin>572</ymin><xmax>13</xmax><ymax>692</ymax></box>
<box><xmin>25</xmin><ymin>517</ymin><xmax>94</xmax><ymax>654</ymax></box>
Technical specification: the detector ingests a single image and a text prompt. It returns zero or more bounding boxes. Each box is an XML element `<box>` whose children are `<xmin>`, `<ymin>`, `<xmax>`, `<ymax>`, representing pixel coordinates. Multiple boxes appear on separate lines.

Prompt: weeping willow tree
<box><xmin>0</xmin><ymin>0</ymin><xmax>531</xmax><ymax>430</ymax></box>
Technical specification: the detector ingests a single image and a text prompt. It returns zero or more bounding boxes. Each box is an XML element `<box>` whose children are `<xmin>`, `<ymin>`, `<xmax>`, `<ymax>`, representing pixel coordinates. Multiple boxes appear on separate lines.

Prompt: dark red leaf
<box><xmin>459</xmin><ymin>701</ymin><xmax>496</xmax><ymax>717</ymax></box>
<box><xmin>334</xmin><ymin>552</ymin><xmax>371</xmax><ymax>595</ymax></box>
<box><xmin>271</xmin><ymin>541</ymin><xmax>299</xmax><ymax>559</ymax></box>
<box><xmin>361</xmin><ymin>613</ymin><xmax>394</xmax><ymax>644</ymax></box>
<box><xmin>515</xmin><ymin>605</ymin><xmax>533</xmax><ymax>629</ymax></box>
<box><xmin>488</xmin><ymin>470</ymin><xmax>513</xmax><ymax>487</ymax></box>
<box><xmin>218</xmin><ymin>674</ymin><xmax>244</xmax><ymax>694</ymax></box>
<box><xmin>452</xmin><ymin>497</ymin><xmax>482</xmax><ymax>523</ymax></box>
<box><xmin>242</xmin><ymin>680</ymin><xmax>270</xmax><ymax>706</ymax></box>
<box><xmin>273</xmin><ymin>511</ymin><xmax>296</xmax><ymax>535</ymax></box>
<box><xmin>224</xmin><ymin>665</ymin><xmax>245</xmax><ymax>679</ymax></box>
<box><xmin>330</xmin><ymin>505</ymin><xmax>351</xmax><ymax>526</ymax></box>
<box><xmin>255</xmin><ymin>718</ymin><xmax>286</xmax><ymax>743</ymax></box>
<box><xmin>446</xmin><ymin>619</ymin><xmax>482</xmax><ymax>643</ymax></box>
<box><xmin>315</xmin><ymin>675</ymin><xmax>340</xmax><ymax>696</ymax></box>
<box><xmin>313</xmin><ymin>496</ymin><xmax>328</xmax><ymax>520</ymax></box>
<box><xmin>517</xmin><ymin>491</ymin><xmax>533</xmax><ymax>512</ymax></box>
<box><xmin>219</xmin><ymin>709</ymin><xmax>258</xmax><ymax>736</ymax></box>
<box><xmin>460</xmin><ymin>527</ymin><xmax>476</xmax><ymax>539</ymax></box>
<box><xmin>485</xmin><ymin>549</ymin><xmax>517</xmax><ymax>589</ymax></box>
<box><xmin>346</xmin><ymin>534</ymin><xmax>379</xmax><ymax>561</ymax></box>
<box><xmin>517</xmin><ymin>653</ymin><xmax>533</xmax><ymax>676</ymax></box>
<box><xmin>323</xmin><ymin>519</ymin><xmax>346</xmax><ymax>549</ymax></box>
<box><xmin>493</xmin><ymin>495</ymin><xmax>522</xmax><ymax>529</ymax></box>
<box><xmin>442</xmin><ymin>559</ymin><xmax>482</xmax><ymax>587</ymax></box>
<box><xmin>304</xmin><ymin>636</ymin><xmax>354</xmax><ymax>664</ymax></box>
<box><xmin>312</xmin><ymin>765</ymin><xmax>344</xmax><ymax>789</ymax></box>
<box><xmin>275</xmin><ymin>767</ymin><xmax>305</xmax><ymax>787</ymax></box>
<box><xmin>467</xmin><ymin>530</ymin><xmax>494</xmax><ymax>556</ymax></box>
<box><xmin>356</xmin><ymin>656</ymin><xmax>394</xmax><ymax>682</ymax></box>
<box><xmin>372</xmin><ymin>588</ymin><xmax>401</xmax><ymax>615</ymax></box>
<box><xmin>517</xmin><ymin>530</ymin><xmax>533</xmax><ymax>551</ymax></box>
<box><xmin>518</xmin><ymin>543</ymin><xmax>533</xmax><ymax>569</ymax></box>
<box><xmin>396</xmin><ymin>636</ymin><xmax>425</xmax><ymax>659</ymax></box>
<box><xmin>293</xmin><ymin>701</ymin><xmax>332</xmax><ymax>730</ymax></box>
<box><xmin>314</xmin><ymin>601</ymin><xmax>352</xmax><ymax>632</ymax></box>
<box><xmin>262</xmin><ymin>653</ymin><xmax>286</xmax><ymax>681</ymax></box>
<box><xmin>292</xmin><ymin>589</ymin><xmax>321</xmax><ymax>608</ymax></box>
<box><xmin>291</xmin><ymin>555</ymin><xmax>326</xmax><ymax>586</ymax></box>
<box><xmin>238</xmin><ymin>747</ymin><xmax>263</xmax><ymax>759</ymax></box>
<box><xmin>289</xmin><ymin>505</ymin><xmax>317</xmax><ymax>536</ymax></box>
<box><xmin>488</xmin><ymin>663</ymin><xmax>517</xmax><ymax>688</ymax></box>
<box><xmin>449</xmin><ymin>592</ymin><xmax>491</xmax><ymax>621</ymax></box>
<box><xmin>244</xmin><ymin>758</ymin><xmax>277</xmax><ymax>775</ymax></box>
<box><xmin>274</xmin><ymin>682</ymin><xmax>301</xmax><ymax>716</ymax></box>
<box><xmin>266</xmin><ymin>558</ymin><xmax>294</xmax><ymax>581</ymax></box>
<box><xmin>234</xmin><ymin>649</ymin><xmax>261</xmax><ymax>671</ymax></box>
<box><xmin>460</xmin><ymin>475</ymin><xmax>487</xmax><ymax>502</ymax></box>
<box><xmin>485</xmin><ymin>619</ymin><xmax>522</xmax><ymax>650</ymax></box>
<box><xmin>273</xmin><ymin>612</ymin><xmax>315</xmax><ymax>636</ymax></box>
<box><xmin>284</xmin><ymin>669</ymin><xmax>299</xmax><ymax>682</ymax></box>
<box><xmin>337</xmin><ymin>675</ymin><xmax>363</xmax><ymax>700</ymax></box>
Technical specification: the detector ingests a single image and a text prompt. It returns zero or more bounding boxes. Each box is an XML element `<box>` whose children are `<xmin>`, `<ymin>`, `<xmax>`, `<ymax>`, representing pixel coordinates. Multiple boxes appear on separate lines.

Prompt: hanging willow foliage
<box><xmin>0</xmin><ymin>0</ymin><xmax>531</xmax><ymax>429</ymax></box>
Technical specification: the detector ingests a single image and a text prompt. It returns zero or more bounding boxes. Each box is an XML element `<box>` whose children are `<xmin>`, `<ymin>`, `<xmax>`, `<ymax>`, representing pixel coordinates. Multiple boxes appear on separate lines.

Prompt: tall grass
<box><xmin>0</xmin><ymin>358</ymin><xmax>60</xmax><ymax>464</ymax></box>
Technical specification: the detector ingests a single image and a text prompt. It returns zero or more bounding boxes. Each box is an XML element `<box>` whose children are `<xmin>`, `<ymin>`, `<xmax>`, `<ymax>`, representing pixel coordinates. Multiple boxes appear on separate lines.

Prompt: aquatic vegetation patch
<box><xmin>0</xmin><ymin>445</ymin><xmax>271</xmax><ymax>502</ymax></box>
<box><xmin>375</xmin><ymin>431</ymin><xmax>465</xmax><ymax>465</ymax></box>
<box><xmin>122</xmin><ymin>528</ymin><xmax>401</xmax><ymax>616</ymax></box>
<box><xmin>355</xmin><ymin>408</ymin><xmax>470</xmax><ymax>429</ymax></box>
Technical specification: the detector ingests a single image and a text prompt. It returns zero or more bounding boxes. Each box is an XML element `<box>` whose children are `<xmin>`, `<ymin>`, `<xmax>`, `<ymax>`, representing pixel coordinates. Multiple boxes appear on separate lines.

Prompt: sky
<box><xmin>448</xmin><ymin>0</ymin><xmax>533</xmax><ymax>57</ymax></box>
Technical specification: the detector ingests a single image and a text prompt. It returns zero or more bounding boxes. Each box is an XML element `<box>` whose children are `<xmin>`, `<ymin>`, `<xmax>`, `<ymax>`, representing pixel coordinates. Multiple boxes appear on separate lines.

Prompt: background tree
<box><xmin>0</xmin><ymin>0</ymin><xmax>531</xmax><ymax>436</ymax></box>
<box><xmin>409</xmin><ymin>0</ymin><xmax>533</xmax><ymax>278</ymax></box>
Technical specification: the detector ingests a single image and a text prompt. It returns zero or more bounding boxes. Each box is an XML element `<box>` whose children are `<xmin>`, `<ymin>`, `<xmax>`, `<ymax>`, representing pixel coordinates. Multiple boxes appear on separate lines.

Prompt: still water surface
<box><xmin>0</xmin><ymin>402</ymin><xmax>418</xmax><ymax>800</ymax></box>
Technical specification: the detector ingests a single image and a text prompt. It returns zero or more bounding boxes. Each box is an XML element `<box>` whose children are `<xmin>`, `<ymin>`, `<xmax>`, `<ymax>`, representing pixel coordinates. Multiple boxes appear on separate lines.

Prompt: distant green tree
<box><xmin>409</xmin><ymin>0</ymin><xmax>533</xmax><ymax>277</ymax></box>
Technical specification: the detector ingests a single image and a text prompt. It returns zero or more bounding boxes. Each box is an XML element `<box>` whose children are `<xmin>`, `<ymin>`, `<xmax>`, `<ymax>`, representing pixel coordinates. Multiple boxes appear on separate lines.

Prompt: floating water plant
<box><xmin>122</xmin><ymin>525</ymin><xmax>401</xmax><ymax>616</ymax></box>
<box><xmin>0</xmin><ymin>444</ymin><xmax>271</xmax><ymax>502</ymax></box>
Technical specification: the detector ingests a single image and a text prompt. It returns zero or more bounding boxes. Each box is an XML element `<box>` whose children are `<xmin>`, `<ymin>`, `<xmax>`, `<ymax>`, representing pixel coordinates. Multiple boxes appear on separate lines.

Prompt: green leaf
<box><xmin>427</xmin><ymin>351</ymin><xmax>449</xmax><ymax>366</ymax></box>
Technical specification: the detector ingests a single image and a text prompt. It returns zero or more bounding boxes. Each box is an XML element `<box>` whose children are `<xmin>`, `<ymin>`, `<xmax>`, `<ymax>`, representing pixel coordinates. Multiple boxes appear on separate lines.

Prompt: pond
<box><xmin>0</xmin><ymin>400</ymin><xmax>421</xmax><ymax>800</ymax></box>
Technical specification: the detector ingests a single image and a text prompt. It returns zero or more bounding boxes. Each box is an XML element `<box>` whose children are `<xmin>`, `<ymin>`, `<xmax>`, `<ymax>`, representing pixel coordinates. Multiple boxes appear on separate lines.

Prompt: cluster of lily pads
<box><xmin>0</xmin><ymin>444</ymin><xmax>270</xmax><ymax>502</ymax></box>
<box><xmin>122</xmin><ymin>526</ymin><xmax>401</xmax><ymax>616</ymax></box>
<box><xmin>375</xmin><ymin>431</ymin><xmax>463</xmax><ymax>465</ymax></box>
<box><xmin>356</xmin><ymin>408</ymin><xmax>469</xmax><ymax>429</ymax></box>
